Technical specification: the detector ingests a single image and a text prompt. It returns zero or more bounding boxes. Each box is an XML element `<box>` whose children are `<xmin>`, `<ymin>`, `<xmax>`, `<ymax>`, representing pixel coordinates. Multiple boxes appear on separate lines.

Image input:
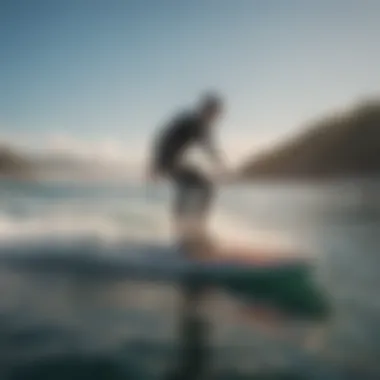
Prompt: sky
<box><xmin>1</xmin><ymin>0</ymin><xmax>380</xmax><ymax>166</ymax></box>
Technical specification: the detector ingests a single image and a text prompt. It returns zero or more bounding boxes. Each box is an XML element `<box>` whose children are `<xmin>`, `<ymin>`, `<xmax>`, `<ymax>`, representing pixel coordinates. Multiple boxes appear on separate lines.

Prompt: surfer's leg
<box><xmin>182</xmin><ymin>167</ymin><xmax>214</xmax><ymax>221</ymax></box>
<box><xmin>170</xmin><ymin>167</ymin><xmax>195</xmax><ymax>240</ymax></box>
<box><xmin>173</xmin><ymin>181</ymin><xmax>187</xmax><ymax>218</ymax></box>
<box><xmin>172</xmin><ymin>165</ymin><xmax>198</xmax><ymax>216</ymax></box>
<box><xmin>197</xmin><ymin>174</ymin><xmax>214</xmax><ymax>219</ymax></box>
<box><xmin>171</xmin><ymin>165</ymin><xmax>215</xmax><ymax>248</ymax></box>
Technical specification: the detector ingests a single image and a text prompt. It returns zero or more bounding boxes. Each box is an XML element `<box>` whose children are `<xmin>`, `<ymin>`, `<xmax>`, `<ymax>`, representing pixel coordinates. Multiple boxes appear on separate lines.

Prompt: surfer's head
<box><xmin>198</xmin><ymin>92</ymin><xmax>223</xmax><ymax>124</ymax></box>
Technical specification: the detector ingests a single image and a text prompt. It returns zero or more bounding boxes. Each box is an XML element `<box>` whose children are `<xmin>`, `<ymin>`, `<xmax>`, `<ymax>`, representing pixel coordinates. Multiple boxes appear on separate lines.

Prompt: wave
<box><xmin>0</xmin><ymin>176</ymin><xmax>298</xmax><ymax>255</ymax></box>
<box><xmin>0</xmin><ymin>203</ymin><xmax>295</xmax><ymax>254</ymax></box>
<box><xmin>0</xmin><ymin>239</ymin><xmax>304</xmax><ymax>277</ymax></box>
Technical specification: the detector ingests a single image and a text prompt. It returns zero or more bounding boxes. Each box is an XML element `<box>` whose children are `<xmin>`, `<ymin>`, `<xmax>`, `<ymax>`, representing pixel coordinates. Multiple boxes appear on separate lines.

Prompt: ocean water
<box><xmin>0</xmin><ymin>178</ymin><xmax>379</xmax><ymax>379</ymax></box>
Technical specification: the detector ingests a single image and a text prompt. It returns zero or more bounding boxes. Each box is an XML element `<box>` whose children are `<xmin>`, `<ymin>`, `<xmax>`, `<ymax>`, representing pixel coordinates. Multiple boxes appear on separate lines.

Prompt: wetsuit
<box><xmin>152</xmin><ymin>111</ymin><xmax>218</xmax><ymax>219</ymax></box>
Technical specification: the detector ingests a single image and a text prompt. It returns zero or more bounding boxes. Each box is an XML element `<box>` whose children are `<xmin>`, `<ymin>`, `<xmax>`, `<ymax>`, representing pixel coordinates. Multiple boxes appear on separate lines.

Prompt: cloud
<box><xmin>0</xmin><ymin>132</ymin><xmax>145</xmax><ymax>163</ymax></box>
<box><xmin>0</xmin><ymin>130</ymin><xmax>277</xmax><ymax>180</ymax></box>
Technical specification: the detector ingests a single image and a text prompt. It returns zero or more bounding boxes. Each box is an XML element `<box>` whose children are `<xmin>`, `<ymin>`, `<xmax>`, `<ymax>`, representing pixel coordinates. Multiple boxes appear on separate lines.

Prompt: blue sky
<box><xmin>1</xmin><ymin>0</ymin><xmax>379</xmax><ymax>162</ymax></box>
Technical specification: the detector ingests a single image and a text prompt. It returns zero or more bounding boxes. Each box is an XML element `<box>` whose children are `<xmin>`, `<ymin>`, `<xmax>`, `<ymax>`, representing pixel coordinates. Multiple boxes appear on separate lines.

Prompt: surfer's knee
<box><xmin>200</xmin><ymin>178</ymin><xmax>213</xmax><ymax>204</ymax></box>
<box><xmin>205</xmin><ymin>179</ymin><xmax>214</xmax><ymax>195</ymax></box>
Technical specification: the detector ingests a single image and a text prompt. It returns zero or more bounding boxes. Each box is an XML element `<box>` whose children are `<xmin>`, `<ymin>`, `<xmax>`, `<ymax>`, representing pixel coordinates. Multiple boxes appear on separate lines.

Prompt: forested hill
<box><xmin>0</xmin><ymin>146</ymin><xmax>30</xmax><ymax>176</ymax></box>
<box><xmin>242</xmin><ymin>100</ymin><xmax>380</xmax><ymax>179</ymax></box>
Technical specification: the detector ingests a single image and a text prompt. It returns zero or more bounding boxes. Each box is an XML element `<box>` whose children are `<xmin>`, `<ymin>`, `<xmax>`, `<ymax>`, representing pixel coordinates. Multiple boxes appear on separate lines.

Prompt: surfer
<box><xmin>148</xmin><ymin>93</ymin><xmax>226</xmax><ymax>240</ymax></box>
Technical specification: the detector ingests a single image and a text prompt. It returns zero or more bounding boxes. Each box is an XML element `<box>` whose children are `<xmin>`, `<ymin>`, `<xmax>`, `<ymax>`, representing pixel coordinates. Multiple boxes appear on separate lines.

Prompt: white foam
<box><xmin>0</xmin><ymin>210</ymin><xmax>167</xmax><ymax>246</ymax></box>
<box><xmin>0</xmin><ymin>197</ymin><xmax>298</xmax><ymax>257</ymax></box>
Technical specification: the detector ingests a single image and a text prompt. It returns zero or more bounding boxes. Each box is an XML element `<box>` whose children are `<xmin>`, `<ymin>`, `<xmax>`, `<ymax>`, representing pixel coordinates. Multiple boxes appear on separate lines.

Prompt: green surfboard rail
<box><xmin>184</xmin><ymin>263</ymin><xmax>330</xmax><ymax>321</ymax></box>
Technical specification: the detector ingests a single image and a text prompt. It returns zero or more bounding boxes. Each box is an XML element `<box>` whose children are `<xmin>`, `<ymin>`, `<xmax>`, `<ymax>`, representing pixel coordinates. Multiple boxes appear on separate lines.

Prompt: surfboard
<box><xmin>178</xmin><ymin>230</ymin><xmax>331</xmax><ymax>322</ymax></box>
<box><xmin>0</xmin><ymin>236</ymin><xmax>330</xmax><ymax>322</ymax></box>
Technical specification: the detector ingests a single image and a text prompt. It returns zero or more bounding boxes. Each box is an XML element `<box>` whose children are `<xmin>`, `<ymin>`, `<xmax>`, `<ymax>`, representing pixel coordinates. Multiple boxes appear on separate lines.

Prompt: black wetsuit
<box><xmin>152</xmin><ymin>111</ymin><xmax>218</xmax><ymax>218</ymax></box>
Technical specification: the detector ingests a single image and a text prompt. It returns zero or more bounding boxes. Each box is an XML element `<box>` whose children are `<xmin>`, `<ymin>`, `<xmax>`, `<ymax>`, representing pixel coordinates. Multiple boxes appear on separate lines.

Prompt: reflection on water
<box><xmin>0</xmin><ymin>180</ymin><xmax>379</xmax><ymax>379</ymax></box>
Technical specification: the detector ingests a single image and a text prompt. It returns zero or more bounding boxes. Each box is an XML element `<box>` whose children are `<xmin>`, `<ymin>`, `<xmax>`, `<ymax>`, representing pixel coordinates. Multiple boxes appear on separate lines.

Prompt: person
<box><xmin>148</xmin><ymin>93</ymin><xmax>226</xmax><ymax>241</ymax></box>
